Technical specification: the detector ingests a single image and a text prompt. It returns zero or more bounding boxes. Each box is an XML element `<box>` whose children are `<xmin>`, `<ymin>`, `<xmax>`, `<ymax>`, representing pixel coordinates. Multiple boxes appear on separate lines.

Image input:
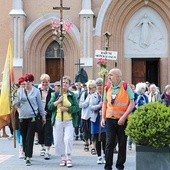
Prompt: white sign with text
<box><xmin>95</xmin><ymin>50</ymin><xmax>117</xmax><ymax>60</ymax></box>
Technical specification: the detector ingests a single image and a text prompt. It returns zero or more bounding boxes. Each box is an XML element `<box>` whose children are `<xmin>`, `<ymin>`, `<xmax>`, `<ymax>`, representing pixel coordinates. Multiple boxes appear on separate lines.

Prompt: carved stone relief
<box><xmin>124</xmin><ymin>7</ymin><xmax>168</xmax><ymax>58</ymax></box>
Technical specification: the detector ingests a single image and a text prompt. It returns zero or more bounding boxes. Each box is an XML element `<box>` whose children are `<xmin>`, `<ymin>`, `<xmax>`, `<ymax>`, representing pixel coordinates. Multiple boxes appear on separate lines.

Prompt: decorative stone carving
<box><xmin>128</xmin><ymin>14</ymin><xmax>163</xmax><ymax>49</ymax></box>
<box><xmin>124</xmin><ymin>7</ymin><xmax>168</xmax><ymax>58</ymax></box>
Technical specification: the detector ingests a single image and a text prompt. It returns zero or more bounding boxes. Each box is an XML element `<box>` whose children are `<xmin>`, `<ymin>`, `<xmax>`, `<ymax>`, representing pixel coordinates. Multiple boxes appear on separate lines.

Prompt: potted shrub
<box><xmin>125</xmin><ymin>102</ymin><xmax>170</xmax><ymax>170</ymax></box>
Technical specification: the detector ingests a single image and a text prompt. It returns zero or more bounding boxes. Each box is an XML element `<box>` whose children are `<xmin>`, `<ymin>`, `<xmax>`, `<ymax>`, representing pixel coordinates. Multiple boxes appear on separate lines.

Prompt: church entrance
<box><xmin>45</xmin><ymin>41</ymin><xmax>64</xmax><ymax>82</ymax></box>
<box><xmin>132</xmin><ymin>58</ymin><xmax>160</xmax><ymax>86</ymax></box>
<box><xmin>46</xmin><ymin>58</ymin><xmax>64</xmax><ymax>82</ymax></box>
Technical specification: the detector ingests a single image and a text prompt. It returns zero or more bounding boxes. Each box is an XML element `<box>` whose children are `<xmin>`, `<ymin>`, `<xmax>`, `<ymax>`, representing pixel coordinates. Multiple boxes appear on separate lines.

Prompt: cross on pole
<box><xmin>53</xmin><ymin>0</ymin><xmax>70</xmax><ymax>121</ymax></box>
<box><xmin>53</xmin><ymin>0</ymin><xmax>70</xmax><ymax>79</ymax></box>
<box><xmin>53</xmin><ymin>0</ymin><xmax>70</xmax><ymax>42</ymax></box>
<box><xmin>75</xmin><ymin>59</ymin><xmax>85</xmax><ymax>72</ymax></box>
<box><xmin>53</xmin><ymin>0</ymin><xmax>70</xmax><ymax>26</ymax></box>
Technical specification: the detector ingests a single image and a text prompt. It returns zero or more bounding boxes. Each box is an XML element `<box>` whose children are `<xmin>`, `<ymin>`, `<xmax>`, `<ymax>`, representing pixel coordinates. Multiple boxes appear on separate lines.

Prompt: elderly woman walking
<box><xmin>48</xmin><ymin>76</ymin><xmax>79</xmax><ymax>167</ymax></box>
<box><xmin>89</xmin><ymin>78</ymin><xmax>106</xmax><ymax>164</ymax></box>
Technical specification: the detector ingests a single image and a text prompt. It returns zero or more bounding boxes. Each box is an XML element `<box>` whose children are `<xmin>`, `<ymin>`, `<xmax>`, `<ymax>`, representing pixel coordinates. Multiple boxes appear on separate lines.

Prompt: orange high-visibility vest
<box><xmin>106</xmin><ymin>83</ymin><xmax>130</xmax><ymax>118</ymax></box>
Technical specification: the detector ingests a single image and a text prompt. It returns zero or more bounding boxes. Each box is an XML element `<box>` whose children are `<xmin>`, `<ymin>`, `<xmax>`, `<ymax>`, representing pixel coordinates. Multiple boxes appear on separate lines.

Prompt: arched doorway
<box><xmin>45</xmin><ymin>41</ymin><xmax>64</xmax><ymax>82</ymax></box>
<box><xmin>132</xmin><ymin>58</ymin><xmax>160</xmax><ymax>86</ymax></box>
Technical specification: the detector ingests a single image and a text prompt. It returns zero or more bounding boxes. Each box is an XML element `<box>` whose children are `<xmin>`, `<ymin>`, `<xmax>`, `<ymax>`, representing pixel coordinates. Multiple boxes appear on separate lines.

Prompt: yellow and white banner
<box><xmin>0</xmin><ymin>39</ymin><xmax>16</xmax><ymax>128</ymax></box>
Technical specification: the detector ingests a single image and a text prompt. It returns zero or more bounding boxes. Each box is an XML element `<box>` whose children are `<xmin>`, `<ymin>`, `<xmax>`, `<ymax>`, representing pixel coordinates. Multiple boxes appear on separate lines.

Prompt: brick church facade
<box><xmin>0</xmin><ymin>0</ymin><xmax>170</xmax><ymax>90</ymax></box>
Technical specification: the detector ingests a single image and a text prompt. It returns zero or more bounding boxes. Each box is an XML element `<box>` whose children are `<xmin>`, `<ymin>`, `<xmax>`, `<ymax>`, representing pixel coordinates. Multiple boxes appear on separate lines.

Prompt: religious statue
<box><xmin>103</xmin><ymin>32</ymin><xmax>112</xmax><ymax>49</ymax></box>
<box><xmin>75</xmin><ymin>68</ymin><xmax>88</xmax><ymax>83</ymax></box>
<box><xmin>128</xmin><ymin>14</ymin><xmax>163</xmax><ymax>48</ymax></box>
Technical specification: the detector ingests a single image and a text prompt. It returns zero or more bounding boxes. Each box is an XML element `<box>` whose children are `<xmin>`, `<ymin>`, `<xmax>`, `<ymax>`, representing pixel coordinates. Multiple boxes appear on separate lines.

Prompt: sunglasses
<box><xmin>25</xmin><ymin>79</ymin><xmax>32</xmax><ymax>82</ymax></box>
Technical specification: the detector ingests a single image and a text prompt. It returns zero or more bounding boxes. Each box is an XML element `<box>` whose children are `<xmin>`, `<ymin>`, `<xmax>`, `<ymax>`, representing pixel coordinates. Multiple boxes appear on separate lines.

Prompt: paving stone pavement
<box><xmin>0</xmin><ymin>131</ymin><xmax>136</xmax><ymax>170</ymax></box>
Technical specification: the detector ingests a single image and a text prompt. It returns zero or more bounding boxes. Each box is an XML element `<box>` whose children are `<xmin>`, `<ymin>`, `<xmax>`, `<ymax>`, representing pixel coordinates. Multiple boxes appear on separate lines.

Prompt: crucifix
<box><xmin>75</xmin><ymin>59</ymin><xmax>85</xmax><ymax>72</ymax></box>
<box><xmin>103</xmin><ymin>31</ymin><xmax>112</xmax><ymax>51</ymax></box>
<box><xmin>53</xmin><ymin>0</ymin><xmax>70</xmax><ymax>121</ymax></box>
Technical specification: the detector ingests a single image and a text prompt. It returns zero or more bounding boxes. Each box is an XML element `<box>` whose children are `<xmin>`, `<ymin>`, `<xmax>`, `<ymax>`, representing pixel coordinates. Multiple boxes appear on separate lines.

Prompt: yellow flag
<box><xmin>0</xmin><ymin>38</ymin><xmax>14</xmax><ymax>118</ymax></box>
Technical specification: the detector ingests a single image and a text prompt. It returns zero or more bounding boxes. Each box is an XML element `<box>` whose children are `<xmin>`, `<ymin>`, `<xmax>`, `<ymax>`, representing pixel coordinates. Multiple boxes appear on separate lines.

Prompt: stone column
<box><xmin>9</xmin><ymin>0</ymin><xmax>26</xmax><ymax>67</ymax></box>
<box><xmin>79</xmin><ymin>0</ymin><xmax>94</xmax><ymax>78</ymax></box>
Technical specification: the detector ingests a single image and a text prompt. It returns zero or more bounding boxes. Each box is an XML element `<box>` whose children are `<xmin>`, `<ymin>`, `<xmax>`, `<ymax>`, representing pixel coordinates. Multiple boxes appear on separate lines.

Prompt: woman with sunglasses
<box><xmin>14</xmin><ymin>73</ymin><xmax>46</xmax><ymax>166</ymax></box>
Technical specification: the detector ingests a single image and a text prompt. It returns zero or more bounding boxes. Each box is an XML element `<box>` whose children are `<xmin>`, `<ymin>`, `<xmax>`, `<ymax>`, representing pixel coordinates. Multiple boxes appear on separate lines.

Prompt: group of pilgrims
<box><xmin>1</xmin><ymin>71</ymin><xmax>170</xmax><ymax>168</ymax></box>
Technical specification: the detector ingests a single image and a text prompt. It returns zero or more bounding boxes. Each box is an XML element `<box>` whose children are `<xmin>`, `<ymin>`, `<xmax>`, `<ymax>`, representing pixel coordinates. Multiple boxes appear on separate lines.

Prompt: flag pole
<box><xmin>9</xmin><ymin>38</ymin><xmax>17</xmax><ymax>148</ymax></box>
<box><xmin>10</xmin><ymin>107</ymin><xmax>16</xmax><ymax>148</ymax></box>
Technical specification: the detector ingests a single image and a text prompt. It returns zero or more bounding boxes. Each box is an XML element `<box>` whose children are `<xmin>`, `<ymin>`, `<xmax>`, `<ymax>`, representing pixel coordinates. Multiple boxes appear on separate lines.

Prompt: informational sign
<box><xmin>95</xmin><ymin>50</ymin><xmax>117</xmax><ymax>60</ymax></box>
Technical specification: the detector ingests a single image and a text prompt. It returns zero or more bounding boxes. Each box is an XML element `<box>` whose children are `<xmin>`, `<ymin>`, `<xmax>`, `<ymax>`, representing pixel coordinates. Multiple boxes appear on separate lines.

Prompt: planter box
<box><xmin>136</xmin><ymin>145</ymin><xmax>170</xmax><ymax>170</ymax></box>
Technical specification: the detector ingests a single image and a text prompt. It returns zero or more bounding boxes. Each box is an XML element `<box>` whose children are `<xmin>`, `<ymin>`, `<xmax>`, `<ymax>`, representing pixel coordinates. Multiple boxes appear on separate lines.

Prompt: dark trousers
<box><xmin>36</xmin><ymin>118</ymin><xmax>53</xmax><ymax>147</ymax></box>
<box><xmin>44</xmin><ymin>119</ymin><xmax>53</xmax><ymax>146</ymax></box>
<box><xmin>74</xmin><ymin>111</ymin><xmax>82</xmax><ymax>137</ymax></box>
<box><xmin>36</xmin><ymin>116</ymin><xmax>44</xmax><ymax>145</ymax></box>
<box><xmin>104</xmin><ymin>118</ymin><xmax>127</xmax><ymax>170</ymax></box>
<box><xmin>81</xmin><ymin>118</ymin><xmax>91</xmax><ymax>142</ymax></box>
<box><xmin>20</xmin><ymin>118</ymin><xmax>36</xmax><ymax>158</ymax></box>
<box><xmin>92</xmin><ymin>132</ymin><xmax>106</xmax><ymax>157</ymax></box>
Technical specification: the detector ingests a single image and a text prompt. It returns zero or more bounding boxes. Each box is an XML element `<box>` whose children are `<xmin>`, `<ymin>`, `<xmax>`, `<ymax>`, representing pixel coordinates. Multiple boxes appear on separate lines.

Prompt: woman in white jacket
<box><xmin>89</xmin><ymin>78</ymin><xmax>106</xmax><ymax>164</ymax></box>
<box><xmin>79</xmin><ymin>80</ymin><xmax>96</xmax><ymax>152</ymax></box>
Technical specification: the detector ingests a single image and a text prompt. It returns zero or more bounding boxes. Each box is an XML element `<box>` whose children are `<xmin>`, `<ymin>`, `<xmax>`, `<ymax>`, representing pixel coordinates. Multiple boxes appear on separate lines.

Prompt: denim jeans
<box><xmin>104</xmin><ymin>118</ymin><xmax>127</xmax><ymax>170</ymax></box>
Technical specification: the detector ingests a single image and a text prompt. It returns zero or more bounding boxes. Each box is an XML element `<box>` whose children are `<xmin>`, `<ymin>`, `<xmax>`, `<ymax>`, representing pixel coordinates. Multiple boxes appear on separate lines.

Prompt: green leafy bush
<box><xmin>125</xmin><ymin>102</ymin><xmax>170</xmax><ymax>149</ymax></box>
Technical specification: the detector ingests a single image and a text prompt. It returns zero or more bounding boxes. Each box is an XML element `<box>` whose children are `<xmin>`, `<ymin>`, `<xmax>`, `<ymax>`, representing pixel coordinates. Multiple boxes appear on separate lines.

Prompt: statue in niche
<box><xmin>128</xmin><ymin>14</ymin><xmax>163</xmax><ymax>48</ymax></box>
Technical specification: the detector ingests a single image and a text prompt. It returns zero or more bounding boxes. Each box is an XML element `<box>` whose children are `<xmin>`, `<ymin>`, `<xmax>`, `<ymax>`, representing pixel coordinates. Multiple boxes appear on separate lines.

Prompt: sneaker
<box><xmin>19</xmin><ymin>151</ymin><xmax>25</xmax><ymax>159</ymax></box>
<box><xmin>91</xmin><ymin>148</ymin><xmax>97</xmax><ymax>155</ymax></box>
<box><xmin>44</xmin><ymin>153</ymin><xmax>50</xmax><ymax>160</ymax></box>
<box><xmin>75</xmin><ymin>136</ymin><xmax>78</xmax><ymax>141</ymax></box>
<box><xmin>26</xmin><ymin>159</ymin><xmax>31</xmax><ymax>166</ymax></box>
<box><xmin>40</xmin><ymin>148</ymin><xmax>45</xmax><ymax>156</ymax></box>
<box><xmin>34</xmin><ymin>139</ymin><xmax>38</xmax><ymax>145</ymax></box>
<box><xmin>80</xmin><ymin>134</ymin><xmax>83</xmax><ymax>141</ymax></box>
<box><xmin>97</xmin><ymin>157</ymin><xmax>103</xmax><ymax>164</ymax></box>
<box><xmin>2</xmin><ymin>134</ymin><xmax>9</xmax><ymax>138</ymax></box>
<box><xmin>114</xmin><ymin>148</ymin><xmax>118</xmax><ymax>153</ymax></box>
<box><xmin>8</xmin><ymin>134</ymin><xmax>13</xmax><ymax>140</ymax></box>
<box><xmin>102</xmin><ymin>155</ymin><xmax>106</xmax><ymax>164</ymax></box>
<box><xmin>67</xmin><ymin>159</ymin><xmax>73</xmax><ymax>167</ymax></box>
<box><xmin>59</xmin><ymin>160</ymin><xmax>66</xmax><ymax>166</ymax></box>
<box><xmin>128</xmin><ymin>144</ymin><xmax>132</xmax><ymax>150</ymax></box>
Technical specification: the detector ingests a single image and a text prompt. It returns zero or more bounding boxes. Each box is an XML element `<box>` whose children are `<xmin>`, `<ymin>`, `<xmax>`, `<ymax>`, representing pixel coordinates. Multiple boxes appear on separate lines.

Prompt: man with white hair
<box><xmin>101</xmin><ymin>68</ymin><xmax>134</xmax><ymax>170</ymax></box>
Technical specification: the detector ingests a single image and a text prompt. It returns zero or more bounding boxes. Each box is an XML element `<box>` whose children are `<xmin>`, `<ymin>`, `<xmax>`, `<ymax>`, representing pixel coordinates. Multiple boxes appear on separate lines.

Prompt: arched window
<box><xmin>45</xmin><ymin>41</ymin><xmax>64</xmax><ymax>58</ymax></box>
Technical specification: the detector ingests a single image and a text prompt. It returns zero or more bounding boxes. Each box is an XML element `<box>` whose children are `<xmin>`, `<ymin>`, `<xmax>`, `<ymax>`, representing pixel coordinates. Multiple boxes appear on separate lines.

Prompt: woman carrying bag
<box><xmin>14</xmin><ymin>73</ymin><xmax>46</xmax><ymax>166</ymax></box>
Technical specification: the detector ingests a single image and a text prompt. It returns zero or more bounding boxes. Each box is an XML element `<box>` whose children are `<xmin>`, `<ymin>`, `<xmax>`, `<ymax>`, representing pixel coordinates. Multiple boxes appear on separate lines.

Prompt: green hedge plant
<box><xmin>125</xmin><ymin>102</ymin><xmax>170</xmax><ymax>149</ymax></box>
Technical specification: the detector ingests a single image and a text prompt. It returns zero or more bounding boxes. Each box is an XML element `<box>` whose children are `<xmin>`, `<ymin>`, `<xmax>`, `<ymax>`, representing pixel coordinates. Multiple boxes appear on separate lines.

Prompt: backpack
<box><xmin>105</xmin><ymin>81</ymin><xmax>127</xmax><ymax>92</ymax></box>
<box><xmin>79</xmin><ymin>90</ymin><xmax>88</xmax><ymax>101</ymax></box>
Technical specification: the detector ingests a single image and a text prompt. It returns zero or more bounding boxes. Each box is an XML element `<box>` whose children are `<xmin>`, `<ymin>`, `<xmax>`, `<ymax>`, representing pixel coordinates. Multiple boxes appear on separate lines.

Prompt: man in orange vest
<box><xmin>101</xmin><ymin>68</ymin><xmax>134</xmax><ymax>170</ymax></box>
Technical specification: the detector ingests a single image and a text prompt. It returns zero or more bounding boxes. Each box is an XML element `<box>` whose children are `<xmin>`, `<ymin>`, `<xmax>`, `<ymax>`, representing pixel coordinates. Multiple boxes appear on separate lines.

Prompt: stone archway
<box><xmin>95</xmin><ymin>0</ymin><xmax>170</xmax><ymax>88</ymax></box>
<box><xmin>24</xmin><ymin>14</ymin><xmax>80</xmax><ymax>83</ymax></box>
